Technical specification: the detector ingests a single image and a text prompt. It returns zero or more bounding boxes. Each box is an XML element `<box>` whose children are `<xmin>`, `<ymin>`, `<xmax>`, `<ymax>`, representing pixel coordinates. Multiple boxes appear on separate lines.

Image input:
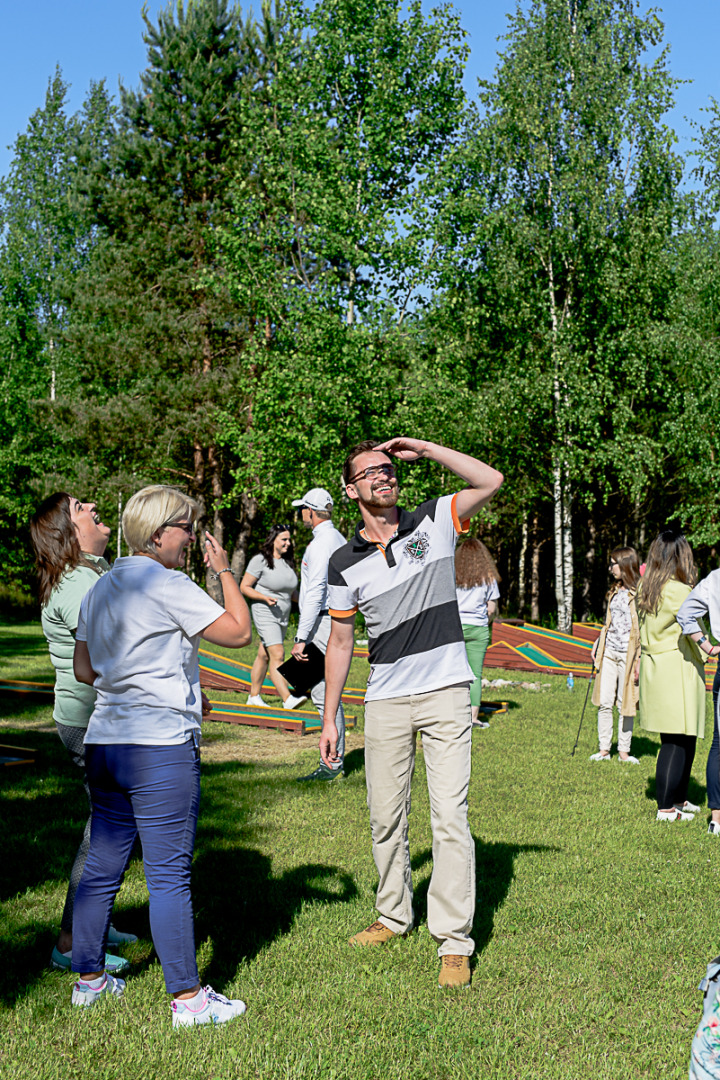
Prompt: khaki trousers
<box><xmin>597</xmin><ymin>649</ymin><xmax>634</xmax><ymax>754</ymax></box>
<box><xmin>364</xmin><ymin>685</ymin><xmax>475</xmax><ymax>957</ymax></box>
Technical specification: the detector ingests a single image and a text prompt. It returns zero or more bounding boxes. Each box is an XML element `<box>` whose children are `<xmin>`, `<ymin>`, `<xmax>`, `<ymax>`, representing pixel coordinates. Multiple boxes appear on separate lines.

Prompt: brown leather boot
<box><xmin>349</xmin><ymin>920</ymin><xmax>406</xmax><ymax>946</ymax></box>
<box><xmin>438</xmin><ymin>955</ymin><xmax>471</xmax><ymax>989</ymax></box>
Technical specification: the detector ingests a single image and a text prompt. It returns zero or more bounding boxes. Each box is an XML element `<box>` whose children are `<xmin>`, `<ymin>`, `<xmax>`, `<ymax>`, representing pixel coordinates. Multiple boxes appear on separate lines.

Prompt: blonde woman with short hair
<box><xmin>70</xmin><ymin>485</ymin><xmax>252</xmax><ymax>1026</ymax></box>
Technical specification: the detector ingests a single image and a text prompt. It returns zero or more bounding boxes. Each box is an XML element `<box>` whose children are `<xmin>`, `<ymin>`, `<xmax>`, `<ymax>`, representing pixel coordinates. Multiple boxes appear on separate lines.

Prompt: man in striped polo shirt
<box><xmin>322</xmin><ymin>437</ymin><xmax>503</xmax><ymax>989</ymax></box>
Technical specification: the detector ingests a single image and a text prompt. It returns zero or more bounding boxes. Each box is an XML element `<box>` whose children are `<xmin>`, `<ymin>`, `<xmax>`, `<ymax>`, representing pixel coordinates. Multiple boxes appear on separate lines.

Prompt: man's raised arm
<box><xmin>376</xmin><ymin>437</ymin><xmax>503</xmax><ymax>521</ymax></box>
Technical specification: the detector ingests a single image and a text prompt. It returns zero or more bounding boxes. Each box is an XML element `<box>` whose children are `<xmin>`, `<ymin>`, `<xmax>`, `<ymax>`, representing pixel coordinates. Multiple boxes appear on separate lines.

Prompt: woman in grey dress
<box><xmin>240</xmin><ymin>524</ymin><xmax>305</xmax><ymax>709</ymax></box>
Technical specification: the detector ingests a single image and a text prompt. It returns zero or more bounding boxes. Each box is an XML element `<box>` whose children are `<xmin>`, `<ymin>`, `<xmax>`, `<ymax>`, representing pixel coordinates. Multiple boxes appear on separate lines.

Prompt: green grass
<box><xmin>0</xmin><ymin>621</ymin><xmax>715</xmax><ymax>1078</ymax></box>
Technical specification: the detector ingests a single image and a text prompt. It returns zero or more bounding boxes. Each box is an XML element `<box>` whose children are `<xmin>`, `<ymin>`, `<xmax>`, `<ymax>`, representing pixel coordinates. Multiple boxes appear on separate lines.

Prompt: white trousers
<box><xmin>597</xmin><ymin>649</ymin><xmax>634</xmax><ymax>754</ymax></box>
<box><xmin>364</xmin><ymin>685</ymin><xmax>475</xmax><ymax>957</ymax></box>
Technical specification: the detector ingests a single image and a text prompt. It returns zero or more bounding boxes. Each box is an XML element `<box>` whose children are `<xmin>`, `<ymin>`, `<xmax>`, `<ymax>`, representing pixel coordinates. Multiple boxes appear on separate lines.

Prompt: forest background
<box><xmin>2</xmin><ymin>0</ymin><xmax>720</xmax><ymax>631</ymax></box>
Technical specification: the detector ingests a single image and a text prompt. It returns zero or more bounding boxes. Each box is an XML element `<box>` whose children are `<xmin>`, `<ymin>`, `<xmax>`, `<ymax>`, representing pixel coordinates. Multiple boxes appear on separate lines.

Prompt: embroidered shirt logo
<box><xmin>403</xmin><ymin>531</ymin><xmax>430</xmax><ymax>563</ymax></box>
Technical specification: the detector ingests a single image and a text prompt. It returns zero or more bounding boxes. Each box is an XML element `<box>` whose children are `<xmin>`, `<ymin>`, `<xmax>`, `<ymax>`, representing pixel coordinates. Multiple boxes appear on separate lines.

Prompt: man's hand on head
<box><xmin>375</xmin><ymin>437</ymin><xmax>430</xmax><ymax>462</ymax></box>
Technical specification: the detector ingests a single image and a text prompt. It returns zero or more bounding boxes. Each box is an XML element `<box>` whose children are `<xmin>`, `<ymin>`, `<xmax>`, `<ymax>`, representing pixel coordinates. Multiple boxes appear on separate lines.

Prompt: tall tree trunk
<box><xmin>530</xmin><ymin>512</ymin><xmax>541</xmax><ymax>624</ymax></box>
<box><xmin>204</xmin><ymin>444</ymin><xmax>225</xmax><ymax>602</ymax></box>
<box><xmin>229</xmin><ymin>491</ymin><xmax>259</xmax><ymax>580</ymax></box>
<box><xmin>518</xmin><ymin>516</ymin><xmax>528</xmax><ymax>616</ymax></box>
<box><xmin>580</xmin><ymin>517</ymin><xmax>596</xmax><ymax>622</ymax></box>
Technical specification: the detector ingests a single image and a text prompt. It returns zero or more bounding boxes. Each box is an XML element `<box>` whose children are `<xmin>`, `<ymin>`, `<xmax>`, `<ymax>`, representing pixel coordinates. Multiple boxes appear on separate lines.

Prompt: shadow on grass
<box><xmin>192</xmin><ymin>847</ymin><xmax>358</xmax><ymax>987</ymax></box>
<box><xmin>645</xmin><ymin>773</ymin><xmax>707</xmax><ymax>807</ymax></box>
<box><xmin>343</xmin><ymin>747</ymin><xmax>365</xmax><ymax>778</ymax></box>
<box><xmin>630</xmin><ymin>734</ymin><xmax>660</xmax><ymax>760</ymax></box>
<box><xmin>0</xmin><ymin>636</ymin><xmax>49</xmax><ymax>659</ymax></box>
<box><xmin>411</xmin><ymin>839</ymin><xmax>556</xmax><ymax>957</ymax></box>
<box><xmin>0</xmin><ymin>736</ymin><xmax>360</xmax><ymax>1004</ymax></box>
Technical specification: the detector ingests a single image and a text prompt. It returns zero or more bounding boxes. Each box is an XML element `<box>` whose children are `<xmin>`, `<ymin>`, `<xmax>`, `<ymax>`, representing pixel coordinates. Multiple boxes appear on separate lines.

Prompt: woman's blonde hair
<box><xmin>636</xmin><ymin>529</ymin><xmax>697</xmax><ymax>617</ymax></box>
<box><xmin>122</xmin><ymin>485</ymin><xmax>200</xmax><ymax>555</ymax></box>
<box><xmin>455</xmin><ymin>538</ymin><xmax>500</xmax><ymax>589</ymax></box>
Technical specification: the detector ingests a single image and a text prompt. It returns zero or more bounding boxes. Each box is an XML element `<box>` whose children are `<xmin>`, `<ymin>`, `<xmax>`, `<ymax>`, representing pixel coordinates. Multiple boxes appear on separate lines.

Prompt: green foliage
<box><xmin>3</xmin><ymin>0</ymin><xmax>720</xmax><ymax>617</ymax></box>
<box><xmin>0</xmin><ymin>71</ymin><xmax>115</xmax><ymax>591</ymax></box>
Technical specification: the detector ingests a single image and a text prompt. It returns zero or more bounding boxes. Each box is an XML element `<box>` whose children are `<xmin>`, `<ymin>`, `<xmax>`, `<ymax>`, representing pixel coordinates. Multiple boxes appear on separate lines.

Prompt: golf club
<box><xmin>570</xmin><ymin>665</ymin><xmax>595</xmax><ymax>756</ymax></box>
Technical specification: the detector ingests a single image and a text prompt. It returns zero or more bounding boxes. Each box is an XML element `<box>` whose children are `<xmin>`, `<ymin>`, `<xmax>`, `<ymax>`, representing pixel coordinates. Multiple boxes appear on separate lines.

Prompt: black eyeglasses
<box><xmin>347</xmin><ymin>463</ymin><xmax>397</xmax><ymax>484</ymax></box>
<box><xmin>273</xmin><ymin>523</ymin><xmax>291</xmax><ymax>531</ymax></box>
<box><xmin>163</xmin><ymin>520</ymin><xmax>196</xmax><ymax>537</ymax></box>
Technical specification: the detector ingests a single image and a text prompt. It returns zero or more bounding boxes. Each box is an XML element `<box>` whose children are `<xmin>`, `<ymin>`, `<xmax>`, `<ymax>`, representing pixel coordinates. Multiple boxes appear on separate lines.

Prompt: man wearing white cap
<box><xmin>290</xmin><ymin>488</ymin><xmax>347</xmax><ymax>781</ymax></box>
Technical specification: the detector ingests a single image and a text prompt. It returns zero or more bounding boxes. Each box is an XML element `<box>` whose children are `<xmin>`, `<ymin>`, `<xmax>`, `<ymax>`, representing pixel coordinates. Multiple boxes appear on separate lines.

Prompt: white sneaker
<box><xmin>656</xmin><ymin>808</ymin><xmax>694</xmax><ymax>821</ymax></box>
<box><xmin>172</xmin><ymin>985</ymin><xmax>247</xmax><ymax>1028</ymax></box>
<box><xmin>675</xmin><ymin>800</ymin><xmax>701</xmax><ymax>813</ymax></box>
<box><xmin>618</xmin><ymin>755</ymin><xmax>640</xmax><ymax>765</ymax></box>
<box><xmin>246</xmin><ymin>695</ymin><xmax>268</xmax><ymax>707</ymax></box>
<box><xmin>283</xmin><ymin>694</ymin><xmax>307</xmax><ymax>710</ymax></box>
<box><xmin>71</xmin><ymin>973</ymin><xmax>125</xmax><ymax>1007</ymax></box>
<box><xmin>589</xmin><ymin>752</ymin><xmax>611</xmax><ymax>762</ymax></box>
<box><xmin>708</xmin><ymin>822</ymin><xmax>720</xmax><ymax>835</ymax></box>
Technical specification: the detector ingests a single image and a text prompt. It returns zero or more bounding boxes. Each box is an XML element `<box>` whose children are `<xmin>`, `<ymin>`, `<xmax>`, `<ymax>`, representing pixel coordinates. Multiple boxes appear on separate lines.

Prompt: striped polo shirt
<box><xmin>327</xmin><ymin>493</ymin><xmax>473</xmax><ymax>702</ymax></box>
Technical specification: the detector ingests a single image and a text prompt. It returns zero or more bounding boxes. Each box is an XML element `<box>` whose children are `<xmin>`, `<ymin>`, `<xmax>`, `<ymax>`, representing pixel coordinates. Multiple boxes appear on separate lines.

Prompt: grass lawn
<box><xmin>0</xmin><ymin>620</ymin><xmax>716</xmax><ymax>1079</ymax></box>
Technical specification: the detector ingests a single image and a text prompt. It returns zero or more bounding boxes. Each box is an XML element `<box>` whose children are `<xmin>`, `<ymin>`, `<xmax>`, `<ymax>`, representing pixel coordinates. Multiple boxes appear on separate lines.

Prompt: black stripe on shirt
<box><xmin>368</xmin><ymin>600</ymin><xmax>464</xmax><ymax>667</ymax></box>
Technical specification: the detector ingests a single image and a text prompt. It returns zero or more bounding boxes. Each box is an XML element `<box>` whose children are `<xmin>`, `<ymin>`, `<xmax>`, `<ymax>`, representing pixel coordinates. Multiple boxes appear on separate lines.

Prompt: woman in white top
<box><xmin>70</xmin><ymin>485</ymin><xmax>252</xmax><ymax>1028</ymax></box>
<box><xmin>455</xmin><ymin>539</ymin><xmax>500</xmax><ymax>727</ymax></box>
<box><xmin>589</xmin><ymin>547</ymin><xmax>641</xmax><ymax>763</ymax></box>
<box><xmin>240</xmin><ymin>523</ymin><xmax>303</xmax><ymax>709</ymax></box>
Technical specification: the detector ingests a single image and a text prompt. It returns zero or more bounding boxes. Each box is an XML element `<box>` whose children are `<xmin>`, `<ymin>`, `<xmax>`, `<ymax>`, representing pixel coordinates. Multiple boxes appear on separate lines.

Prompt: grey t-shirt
<box><xmin>245</xmin><ymin>554</ymin><xmax>298</xmax><ymax>621</ymax></box>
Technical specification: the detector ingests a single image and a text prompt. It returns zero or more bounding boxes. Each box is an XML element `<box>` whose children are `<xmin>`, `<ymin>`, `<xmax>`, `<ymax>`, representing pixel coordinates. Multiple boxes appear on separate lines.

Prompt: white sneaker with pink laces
<box><xmin>172</xmin><ymin>986</ymin><xmax>247</xmax><ymax>1028</ymax></box>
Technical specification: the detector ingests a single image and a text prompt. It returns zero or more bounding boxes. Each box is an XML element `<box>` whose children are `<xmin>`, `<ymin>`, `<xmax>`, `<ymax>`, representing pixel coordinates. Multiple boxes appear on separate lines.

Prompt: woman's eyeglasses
<box><xmin>273</xmin><ymin>523</ymin><xmax>291</xmax><ymax>533</ymax></box>
<box><xmin>163</xmin><ymin>520</ymin><xmax>196</xmax><ymax>537</ymax></box>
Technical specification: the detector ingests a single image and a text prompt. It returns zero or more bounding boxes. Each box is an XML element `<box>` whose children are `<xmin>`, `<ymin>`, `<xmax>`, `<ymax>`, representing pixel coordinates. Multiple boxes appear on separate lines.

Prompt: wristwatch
<box><xmin>294</xmin><ymin>637</ymin><xmax>305</xmax><ymax>644</ymax></box>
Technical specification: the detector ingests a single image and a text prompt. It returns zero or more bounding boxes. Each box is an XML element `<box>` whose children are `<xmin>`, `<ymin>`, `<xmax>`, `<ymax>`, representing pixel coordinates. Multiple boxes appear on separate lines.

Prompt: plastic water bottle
<box><xmin>566</xmin><ymin>672</ymin><xmax>574</xmax><ymax>691</ymax></box>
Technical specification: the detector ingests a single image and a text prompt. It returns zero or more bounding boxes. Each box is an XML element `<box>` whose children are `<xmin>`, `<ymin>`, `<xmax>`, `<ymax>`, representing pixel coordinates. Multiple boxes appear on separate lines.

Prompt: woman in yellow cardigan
<box><xmin>637</xmin><ymin>531</ymin><xmax>706</xmax><ymax>821</ymax></box>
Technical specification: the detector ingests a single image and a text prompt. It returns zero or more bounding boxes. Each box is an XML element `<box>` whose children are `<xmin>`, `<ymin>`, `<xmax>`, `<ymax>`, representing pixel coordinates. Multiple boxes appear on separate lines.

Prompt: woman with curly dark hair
<box><xmin>637</xmin><ymin>530</ymin><xmax>706</xmax><ymax>821</ymax></box>
<box><xmin>240</xmin><ymin>523</ymin><xmax>304</xmax><ymax>709</ymax></box>
<box><xmin>30</xmin><ymin>492</ymin><xmax>134</xmax><ymax>975</ymax></box>
<box><xmin>455</xmin><ymin>538</ymin><xmax>500</xmax><ymax>727</ymax></box>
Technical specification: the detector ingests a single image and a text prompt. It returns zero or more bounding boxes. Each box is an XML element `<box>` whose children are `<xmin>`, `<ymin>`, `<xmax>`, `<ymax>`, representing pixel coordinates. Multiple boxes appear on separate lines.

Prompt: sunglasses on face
<box><xmin>347</xmin><ymin>463</ymin><xmax>397</xmax><ymax>484</ymax></box>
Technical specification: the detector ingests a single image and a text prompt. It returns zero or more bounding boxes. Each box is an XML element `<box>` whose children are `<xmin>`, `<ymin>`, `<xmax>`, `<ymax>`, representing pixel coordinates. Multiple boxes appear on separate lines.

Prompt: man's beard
<box><xmin>363</xmin><ymin>485</ymin><xmax>399</xmax><ymax>509</ymax></box>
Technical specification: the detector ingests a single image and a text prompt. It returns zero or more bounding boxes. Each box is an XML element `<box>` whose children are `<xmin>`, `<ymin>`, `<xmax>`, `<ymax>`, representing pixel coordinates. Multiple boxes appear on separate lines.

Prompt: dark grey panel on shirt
<box><xmin>369</xmin><ymin>600</ymin><xmax>464</xmax><ymax>666</ymax></box>
<box><xmin>360</xmin><ymin>554</ymin><xmax>458</xmax><ymax>636</ymax></box>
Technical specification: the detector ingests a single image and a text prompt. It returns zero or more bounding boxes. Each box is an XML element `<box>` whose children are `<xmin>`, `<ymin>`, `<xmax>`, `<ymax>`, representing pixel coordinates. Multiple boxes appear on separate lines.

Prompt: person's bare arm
<box><xmin>320</xmin><ymin>615</ymin><xmax>355</xmax><ymax>766</ymax></box>
<box><xmin>487</xmin><ymin>599</ymin><xmax>498</xmax><ymax>621</ymax></box>
<box><xmin>376</xmin><ymin>437</ymin><xmax>503</xmax><ymax>521</ymax></box>
<box><xmin>202</xmin><ymin>533</ymin><xmax>252</xmax><ymax>648</ymax></box>
<box><xmin>73</xmin><ymin>640</ymin><xmax>98</xmax><ymax>686</ymax></box>
<box><xmin>240</xmin><ymin>572</ymin><xmax>277</xmax><ymax>607</ymax></box>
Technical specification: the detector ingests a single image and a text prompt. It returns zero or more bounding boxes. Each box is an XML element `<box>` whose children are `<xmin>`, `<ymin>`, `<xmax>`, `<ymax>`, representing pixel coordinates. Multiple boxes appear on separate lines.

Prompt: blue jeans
<box><xmin>72</xmin><ymin>738</ymin><xmax>201</xmax><ymax>994</ymax></box>
<box><xmin>707</xmin><ymin>669</ymin><xmax>720</xmax><ymax>811</ymax></box>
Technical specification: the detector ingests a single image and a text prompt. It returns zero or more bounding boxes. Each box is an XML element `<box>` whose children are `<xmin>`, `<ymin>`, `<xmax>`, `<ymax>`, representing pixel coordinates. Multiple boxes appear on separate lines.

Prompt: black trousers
<box><xmin>655</xmin><ymin>731</ymin><xmax>696</xmax><ymax>809</ymax></box>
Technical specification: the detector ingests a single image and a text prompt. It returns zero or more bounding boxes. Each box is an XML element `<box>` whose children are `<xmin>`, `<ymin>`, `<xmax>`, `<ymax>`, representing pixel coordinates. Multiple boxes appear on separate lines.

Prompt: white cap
<box><xmin>291</xmin><ymin>487</ymin><xmax>334</xmax><ymax>512</ymax></box>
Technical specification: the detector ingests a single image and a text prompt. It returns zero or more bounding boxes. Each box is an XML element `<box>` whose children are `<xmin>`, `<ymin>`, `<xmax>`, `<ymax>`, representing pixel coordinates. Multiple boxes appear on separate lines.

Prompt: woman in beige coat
<box><xmin>637</xmin><ymin>530</ymin><xmax>706</xmax><ymax>821</ymax></box>
<box><xmin>589</xmin><ymin>547</ymin><xmax>641</xmax><ymax>763</ymax></box>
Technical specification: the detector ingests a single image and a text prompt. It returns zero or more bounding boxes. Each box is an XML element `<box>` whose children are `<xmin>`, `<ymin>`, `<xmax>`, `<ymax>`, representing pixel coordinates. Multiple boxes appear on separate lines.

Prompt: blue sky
<box><xmin>1</xmin><ymin>1</ymin><xmax>718</xmax><ymax>179</ymax></box>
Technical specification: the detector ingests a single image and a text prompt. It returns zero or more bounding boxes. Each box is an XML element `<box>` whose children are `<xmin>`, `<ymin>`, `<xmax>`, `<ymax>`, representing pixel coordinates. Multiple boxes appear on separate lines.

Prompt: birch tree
<box><xmin>439</xmin><ymin>0</ymin><xmax>681</xmax><ymax>630</ymax></box>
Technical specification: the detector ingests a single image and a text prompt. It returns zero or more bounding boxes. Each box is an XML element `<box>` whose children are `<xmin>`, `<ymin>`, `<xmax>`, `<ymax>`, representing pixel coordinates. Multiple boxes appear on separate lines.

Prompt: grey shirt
<box><xmin>676</xmin><ymin>570</ymin><xmax>719</xmax><ymax>640</ymax></box>
<box><xmin>245</xmin><ymin>553</ymin><xmax>298</xmax><ymax>622</ymax></box>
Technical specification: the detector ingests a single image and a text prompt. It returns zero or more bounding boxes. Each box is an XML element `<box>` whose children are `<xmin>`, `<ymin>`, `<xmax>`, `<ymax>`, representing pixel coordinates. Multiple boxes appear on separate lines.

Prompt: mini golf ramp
<box><xmin>488</xmin><ymin>620</ymin><xmax>719</xmax><ymax>689</ymax></box>
<box><xmin>198</xmin><ymin>648</ymin><xmax>367</xmax><ymax>705</ymax></box>
<box><xmin>205</xmin><ymin>699</ymin><xmax>355</xmax><ymax>735</ymax></box>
